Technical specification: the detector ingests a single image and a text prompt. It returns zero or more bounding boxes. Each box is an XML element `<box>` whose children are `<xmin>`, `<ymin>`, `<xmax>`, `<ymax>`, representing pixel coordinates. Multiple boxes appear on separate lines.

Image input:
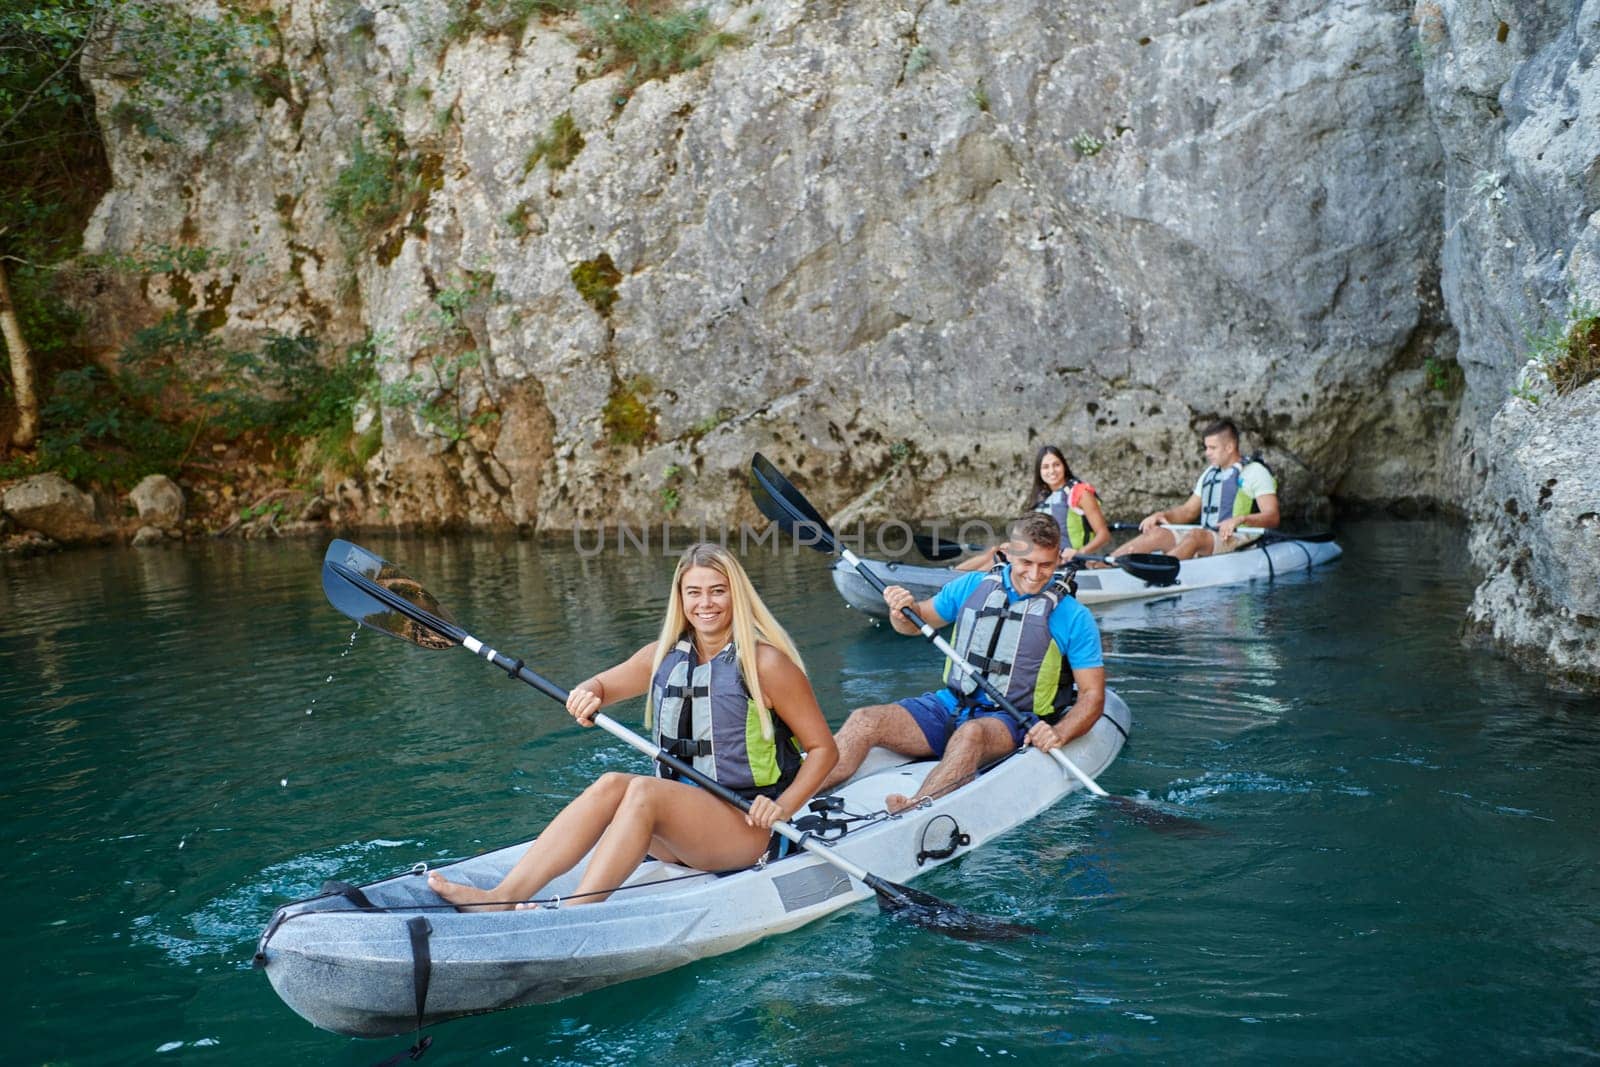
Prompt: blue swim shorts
<box><xmin>896</xmin><ymin>691</ymin><xmax>1027</xmax><ymax>757</ymax></box>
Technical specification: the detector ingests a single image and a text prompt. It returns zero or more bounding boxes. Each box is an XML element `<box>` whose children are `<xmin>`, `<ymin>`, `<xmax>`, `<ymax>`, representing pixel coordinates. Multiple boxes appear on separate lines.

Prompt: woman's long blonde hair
<box><xmin>646</xmin><ymin>543</ymin><xmax>807</xmax><ymax>740</ymax></box>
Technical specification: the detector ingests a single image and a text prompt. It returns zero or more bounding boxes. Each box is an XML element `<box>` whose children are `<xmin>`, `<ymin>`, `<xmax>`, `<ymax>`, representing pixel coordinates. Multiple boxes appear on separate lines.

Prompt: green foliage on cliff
<box><xmin>1</xmin><ymin>0</ymin><xmax>279</xmax><ymax>466</ymax></box>
<box><xmin>443</xmin><ymin>0</ymin><xmax>579</xmax><ymax>43</ymax></box>
<box><xmin>1530</xmin><ymin>302</ymin><xmax>1600</xmax><ymax>398</ymax></box>
<box><xmin>602</xmin><ymin>374</ymin><xmax>656</xmax><ymax>447</ymax></box>
<box><xmin>1071</xmin><ymin>133</ymin><xmax>1105</xmax><ymax>157</ymax></box>
<box><xmin>524</xmin><ymin>111</ymin><xmax>585</xmax><ymax>175</ymax></box>
<box><xmin>327</xmin><ymin>108</ymin><xmax>442</xmax><ymax>257</ymax></box>
<box><xmin>436</xmin><ymin>0</ymin><xmax>738</xmax><ymax>88</ymax></box>
<box><xmin>376</xmin><ymin>274</ymin><xmax>500</xmax><ymax>444</ymax></box>
<box><xmin>1</xmin><ymin>312</ymin><xmax>379</xmax><ymax>487</ymax></box>
<box><xmin>581</xmin><ymin>2</ymin><xmax>740</xmax><ymax>87</ymax></box>
<box><xmin>571</xmin><ymin>253</ymin><xmax>622</xmax><ymax>315</ymax></box>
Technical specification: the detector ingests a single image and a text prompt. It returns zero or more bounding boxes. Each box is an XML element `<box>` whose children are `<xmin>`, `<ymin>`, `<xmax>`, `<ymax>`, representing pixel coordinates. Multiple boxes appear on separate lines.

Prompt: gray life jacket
<box><xmin>943</xmin><ymin>565</ymin><xmax>1080</xmax><ymax>721</ymax></box>
<box><xmin>1035</xmin><ymin>478</ymin><xmax>1089</xmax><ymax>549</ymax></box>
<box><xmin>1198</xmin><ymin>457</ymin><xmax>1272</xmax><ymax>531</ymax></box>
<box><xmin>651</xmin><ymin>635</ymin><xmax>801</xmax><ymax>796</ymax></box>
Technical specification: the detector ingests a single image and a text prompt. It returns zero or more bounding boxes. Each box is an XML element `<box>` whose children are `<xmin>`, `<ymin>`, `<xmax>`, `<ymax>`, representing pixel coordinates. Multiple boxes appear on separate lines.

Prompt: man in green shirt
<box><xmin>1110</xmin><ymin>419</ymin><xmax>1280</xmax><ymax>561</ymax></box>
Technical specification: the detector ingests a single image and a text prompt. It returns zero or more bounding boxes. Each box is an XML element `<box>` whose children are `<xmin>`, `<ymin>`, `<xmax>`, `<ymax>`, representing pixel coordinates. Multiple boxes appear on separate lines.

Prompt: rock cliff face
<box><xmin>76</xmin><ymin>0</ymin><xmax>1598</xmax><ymax>687</ymax></box>
<box><xmin>1420</xmin><ymin>0</ymin><xmax>1600</xmax><ymax>690</ymax></box>
<box><xmin>82</xmin><ymin>0</ymin><xmax>1455</xmax><ymax>528</ymax></box>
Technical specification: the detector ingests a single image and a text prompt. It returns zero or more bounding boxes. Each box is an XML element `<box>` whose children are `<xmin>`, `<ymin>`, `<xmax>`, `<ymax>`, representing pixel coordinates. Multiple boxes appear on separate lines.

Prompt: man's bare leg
<box><xmin>1108</xmin><ymin>525</ymin><xmax>1179</xmax><ymax>559</ymax></box>
<box><xmin>885</xmin><ymin>717</ymin><xmax>1018</xmax><ymax>813</ymax></box>
<box><xmin>1168</xmin><ymin>529</ymin><xmax>1216</xmax><ymax>560</ymax></box>
<box><xmin>818</xmin><ymin>703</ymin><xmax>935</xmax><ymax>791</ymax></box>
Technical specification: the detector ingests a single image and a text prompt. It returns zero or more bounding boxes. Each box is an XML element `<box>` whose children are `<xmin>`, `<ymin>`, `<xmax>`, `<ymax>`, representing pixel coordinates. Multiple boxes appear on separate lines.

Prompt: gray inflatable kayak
<box><xmin>831</xmin><ymin>534</ymin><xmax>1342</xmax><ymax>618</ymax></box>
<box><xmin>255</xmin><ymin>693</ymin><xmax>1130</xmax><ymax>1037</ymax></box>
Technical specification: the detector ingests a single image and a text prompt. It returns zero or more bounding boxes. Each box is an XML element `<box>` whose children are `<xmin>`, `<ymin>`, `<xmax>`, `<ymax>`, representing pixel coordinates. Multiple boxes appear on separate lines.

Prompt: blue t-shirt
<box><xmin>928</xmin><ymin>566</ymin><xmax>1103</xmax><ymax>712</ymax></box>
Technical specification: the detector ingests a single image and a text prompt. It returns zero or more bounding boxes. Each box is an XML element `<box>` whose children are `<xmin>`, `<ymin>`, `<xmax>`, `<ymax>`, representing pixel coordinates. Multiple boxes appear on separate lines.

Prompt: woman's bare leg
<box><xmin>568</xmin><ymin>777</ymin><xmax>771</xmax><ymax>904</ymax></box>
<box><xmin>429</xmin><ymin>771</ymin><xmax>638</xmax><ymax>910</ymax></box>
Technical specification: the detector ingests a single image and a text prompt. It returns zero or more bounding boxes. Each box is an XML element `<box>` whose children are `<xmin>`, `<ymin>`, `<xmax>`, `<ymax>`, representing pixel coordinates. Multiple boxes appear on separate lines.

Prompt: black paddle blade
<box><xmin>911</xmin><ymin>532</ymin><xmax>979</xmax><ymax>563</ymax></box>
<box><xmin>1091</xmin><ymin>552</ymin><xmax>1179</xmax><ymax>587</ymax></box>
<box><xmin>868</xmin><ymin>876</ymin><xmax>1038</xmax><ymax>942</ymax></box>
<box><xmin>748</xmin><ymin>454</ymin><xmax>838</xmax><ymax>553</ymax></box>
<box><xmin>1107</xmin><ymin>796</ymin><xmax>1217</xmax><ymax>837</ymax></box>
<box><xmin>321</xmin><ymin>540</ymin><xmax>462</xmax><ymax>649</ymax></box>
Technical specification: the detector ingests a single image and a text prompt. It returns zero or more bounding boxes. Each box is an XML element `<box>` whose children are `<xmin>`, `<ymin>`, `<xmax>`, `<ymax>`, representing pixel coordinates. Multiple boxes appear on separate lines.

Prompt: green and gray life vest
<box><xmin>1036</xmin><ymin>478</ymin><xmax>1089</xmax><ymax>549</ymax></box>
<box><xmin>651</xmin><ymin>635</ymin><xmax>802</xmax><ymax>795</ymax></box>
<box><xmin>943</xmin><ymin>566</ymin><xmax>1080</xmax><ymax>721</ymax></box>
<box><xmin>1198</xmin><ymin>461</ymin><xmax>1269</xmax><ymax>531</ymax></box>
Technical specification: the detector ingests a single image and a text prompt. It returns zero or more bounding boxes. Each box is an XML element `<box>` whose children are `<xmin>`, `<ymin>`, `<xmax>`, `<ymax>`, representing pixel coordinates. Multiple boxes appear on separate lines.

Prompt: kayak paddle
<box><xmin>910</xmin><ymin>532</ymin><xmax>980</xmax><ymax>563</ymax></box>
<box><xmin>749</xmin><ymin>454</ymin><xmax>1207</xmax><ymax>834</ymax></box>
<box><xmin>320</xmin><ymin>539</ymin><xmax>1037</xmax><ymax>941</ymax></box>
<box><xmin>909</xmin><ymin>532</ymin><xmax>1179</xmax><ymax>586</ymax></box>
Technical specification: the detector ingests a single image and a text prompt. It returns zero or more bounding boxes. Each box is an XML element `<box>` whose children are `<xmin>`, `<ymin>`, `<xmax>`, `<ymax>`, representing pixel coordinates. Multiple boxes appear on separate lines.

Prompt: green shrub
<box><xmin>581</xmin><ymin>2</ymin><xmax>740</xmax><ymax>87</ymax></box>
<box><xmin>326</xmin><ymin>108</ymin><xmax>435</xmax><ymax>248</ymax></box>
<box><xmin>660</xmin><ymin>462</ymin><xmax>683</xmax><ymax>514</ymax></box>
<box><xmin>1071</xmin><ymin>132</ymin><xmax>1104</xmax><ymax>157</ymax></box>
<box><xmin>6</xmin><ymin>310</ymin><xmax>382</xmax><ymax>488</ymax></box>
<box><xmin>1423</xmin><ymin>354</ymin><xmax>1463</xmax><ymax>394</ymax></box>
<box><xmin>571</xmin><ymin>253</ymin><xmax>622</xmax><ymax>314</ymax></box>
<box><xmin>602</xmin><ymin>374</ymin><xmax>656</xmax><ymax>446</ymax></box>
<box><xmin>1526</xmin><ymin>301</ymin><xmax>1600</xmax><ymax>399</ymax></box>
<box><xmin>1544</xmin><ymin>308</ymin><xmax>1600</xmax><ymax>397</ymax></box>
<box><xmin>524</xmin><ymin>111</ymin><xmax>585</xmax><ymax>175</ymax></box>
<box><xmin>904</xmin><ymin>44</ymin><xmax>933</xmax><ymax>77</ymax></box>
<box><xmin>443</xmin><ymin>0</ymin><xmax>580</xmax><ymax>42</ymax></box>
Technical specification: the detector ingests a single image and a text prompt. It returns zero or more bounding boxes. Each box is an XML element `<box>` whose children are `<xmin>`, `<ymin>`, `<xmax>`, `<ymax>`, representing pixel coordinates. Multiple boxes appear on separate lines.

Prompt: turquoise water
<box><xmin>3</xmin><ymin>521</ymin><xmax>1597</xmax><ymax>1064</ymax></box>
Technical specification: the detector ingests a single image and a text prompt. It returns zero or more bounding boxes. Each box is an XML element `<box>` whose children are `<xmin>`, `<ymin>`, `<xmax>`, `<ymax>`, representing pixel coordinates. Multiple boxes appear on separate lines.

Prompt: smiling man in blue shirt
<box><xmin>818</xmin><ymin>513</ymin><xmax>1106</xmax><ymax>812</ymax></box>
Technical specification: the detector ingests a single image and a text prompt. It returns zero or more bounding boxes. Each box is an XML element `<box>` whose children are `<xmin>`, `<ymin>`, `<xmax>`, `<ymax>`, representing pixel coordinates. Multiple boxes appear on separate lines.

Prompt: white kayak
<box><xmin>831</xmin><ymin>532</ymin><xmax>1342</xmax><ymax>618</ymax></box>
<box><xmin>255</xmin><ymin>693</ymin><xmax>1132</xmax><ymax>1037</ymax></box>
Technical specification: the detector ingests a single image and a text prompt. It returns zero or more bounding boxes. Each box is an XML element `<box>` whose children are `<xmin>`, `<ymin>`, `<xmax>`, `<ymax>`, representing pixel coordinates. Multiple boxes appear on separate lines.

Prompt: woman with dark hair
<box><xmin>956</xmin><ymin>445</ymin><xmax>1112</xmax><ymax>570</ymax></box>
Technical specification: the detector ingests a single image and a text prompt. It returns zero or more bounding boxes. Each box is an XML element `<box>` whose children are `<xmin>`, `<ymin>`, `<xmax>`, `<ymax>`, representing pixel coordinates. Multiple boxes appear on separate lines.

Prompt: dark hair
<box><xmin>1008</xmin><ymin>512</ymin><xmax>1062</xmax><ymax>553</ymax></box>
<box><xmin>1201</xmin><ymin>418</ymin><xmax>1240</xmax><ymax>444</ymax></box>
<box><xmin>1026</xmin><ymin>445</ymin><xmax>1075</xmax><ymax>509</ymax></box>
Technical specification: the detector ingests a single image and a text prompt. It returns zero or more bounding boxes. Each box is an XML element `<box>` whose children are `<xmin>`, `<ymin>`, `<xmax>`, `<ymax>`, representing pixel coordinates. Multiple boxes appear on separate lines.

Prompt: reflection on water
<box><xmin>2</xmin><ymin>523</ymin><xmax>1598</xmax><ymax>1064</ymax></box>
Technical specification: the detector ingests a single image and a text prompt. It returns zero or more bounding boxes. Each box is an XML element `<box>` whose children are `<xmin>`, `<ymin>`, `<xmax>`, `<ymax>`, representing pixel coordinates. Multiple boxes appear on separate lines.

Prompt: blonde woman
<box><xmin>429</xmin><ymin>543</ymin><xmax>837</xmax><ymax>910</ymax></box>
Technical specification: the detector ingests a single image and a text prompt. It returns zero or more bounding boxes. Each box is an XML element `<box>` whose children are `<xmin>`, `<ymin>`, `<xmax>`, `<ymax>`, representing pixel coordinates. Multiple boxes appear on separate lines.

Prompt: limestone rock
<box><xmin>1</xmin><ymin>474</ymin><xmax>106</xmax><ymax>544</ymax></box>
<box><xmin>131</xmin><ymin>525</ymin><xmax>167</xmax><ymax>547</ymax></box>
<box><xmin>79</xmin><ymin>0</ymin><xmax>1452</xmax><ymax>531</ymax></box>
<box><xmin>129</xmin><ymin>474</ymin><xmax>185</xmax><ymax>526</ymax></box>
<box><xmin>1464</xmin><ymin>384</ymin><xmax>1600</xmax><ymax>690</ymax></box>
<box><xmin>1</xmin><ymin>530</ymin><xmax>59</xmax><ymax>556</ymax></box>
<box><xmin>1421</xmin><ymin>0</ymin><xmax>1600</xmax><ymax>688</ymax></box>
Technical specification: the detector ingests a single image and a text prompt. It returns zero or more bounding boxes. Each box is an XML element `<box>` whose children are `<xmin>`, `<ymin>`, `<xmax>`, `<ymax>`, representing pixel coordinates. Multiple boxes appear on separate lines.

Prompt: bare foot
<box><xmin>427</xmin><ymin>870</ymin><xmax>515</xmax><ymax>912</ymax></box>
<box><xmin>513</xmin><ymin>901</ymin><xmax>542</xmax><ymax>911</ymax></box>
<box><xmin>885</xmin><ymin>792</ymin><xmax>922</xmax><ymax>814</ymax></box>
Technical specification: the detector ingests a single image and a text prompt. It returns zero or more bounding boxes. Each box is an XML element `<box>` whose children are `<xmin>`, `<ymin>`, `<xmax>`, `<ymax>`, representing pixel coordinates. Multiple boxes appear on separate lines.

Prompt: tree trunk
<box><xmin>0</xmin><ymin>260</ymin><xmax>40</xmax><ymax>449</ymax></box>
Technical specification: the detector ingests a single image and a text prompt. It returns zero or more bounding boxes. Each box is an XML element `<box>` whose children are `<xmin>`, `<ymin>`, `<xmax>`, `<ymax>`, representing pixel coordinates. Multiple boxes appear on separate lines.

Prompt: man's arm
<box><xmin>1140</xmin><ymin>493</ymin><xmax>1202</xmax><ymax>532</ymax></box>
<box><xmin>883</xmin><ymin>584</ymin><xmax>948</xmax><ymax>635</ymax></box>
<box><xmin>1220</xmin><ymin>492</ymin><xmax>1280</xmax><ymax>538</ymax></box>
<box><xmin>1025</xmin><ymin>666</ymin><xmax>1105</xmax><ymax>751</ymax></box>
